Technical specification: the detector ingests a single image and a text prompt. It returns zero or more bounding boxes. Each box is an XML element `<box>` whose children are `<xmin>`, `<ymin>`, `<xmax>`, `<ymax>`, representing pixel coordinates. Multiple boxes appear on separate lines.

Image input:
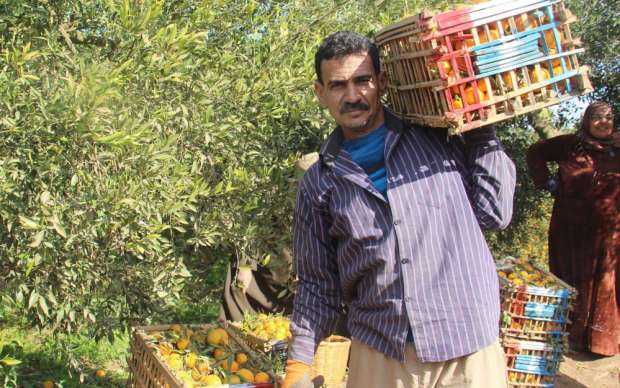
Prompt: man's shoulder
<box><xmin>384</xmin><ymin>108</ymin><xmax>447</xmax><ymax>141</ymax></box>
<box><xmin>299</xmin><ymin>155</ymin><xmax>328</xmax><ymax>190</ymax></box>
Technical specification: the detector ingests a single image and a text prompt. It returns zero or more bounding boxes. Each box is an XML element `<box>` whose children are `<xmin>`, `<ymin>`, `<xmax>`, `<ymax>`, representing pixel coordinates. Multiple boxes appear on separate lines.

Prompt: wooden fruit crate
<box><xmin>126</xmin><ymin>323</ymin><xmax>276</xmax><ymax>388</ymax></box>
<box><xmin>375</xmin><ymin>0</ymin><xmax>593</xmax><ymax>134</ymax></box>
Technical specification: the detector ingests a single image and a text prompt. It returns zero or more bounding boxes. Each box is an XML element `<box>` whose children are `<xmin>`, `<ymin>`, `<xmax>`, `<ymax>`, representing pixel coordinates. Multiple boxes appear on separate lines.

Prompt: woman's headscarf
<box><xmin>578</xmin><ymin>101</ymin><xmax>619</xmax><ymax>152</ymax></box>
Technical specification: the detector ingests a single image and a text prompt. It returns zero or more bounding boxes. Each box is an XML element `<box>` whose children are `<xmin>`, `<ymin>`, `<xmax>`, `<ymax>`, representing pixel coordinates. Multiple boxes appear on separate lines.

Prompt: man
<box><xmin>283</xmin><ymin>31</ymin><xmax>516</xmax><ymax>387</ymax></box>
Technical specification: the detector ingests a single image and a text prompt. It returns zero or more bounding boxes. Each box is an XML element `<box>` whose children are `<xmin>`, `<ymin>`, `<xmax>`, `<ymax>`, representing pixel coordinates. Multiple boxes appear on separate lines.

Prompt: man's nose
<box><xmin>343</xmin><ymin>83</ymin><xmax>361</xmax><ymax>102</ymax></box>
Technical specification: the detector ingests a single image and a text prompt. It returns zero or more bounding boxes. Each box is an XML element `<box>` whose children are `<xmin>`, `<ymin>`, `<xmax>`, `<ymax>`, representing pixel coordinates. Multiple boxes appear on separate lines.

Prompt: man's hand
<box><xmin>281</xmin><ymin>359</ymin><xmax>312</xmax><ymax>388</ymax></box>
<box><xmin>460</xmin><ymin>124</ymin><xmax>497</xmax><ymax>146</ymax></box>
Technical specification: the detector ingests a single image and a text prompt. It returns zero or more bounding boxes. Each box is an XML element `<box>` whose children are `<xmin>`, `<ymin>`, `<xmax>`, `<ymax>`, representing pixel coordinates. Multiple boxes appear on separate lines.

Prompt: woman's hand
<box><xmin>544</xmin><ymin>178</ymin><xmax>559</xmax><ymax>196</ymax></box>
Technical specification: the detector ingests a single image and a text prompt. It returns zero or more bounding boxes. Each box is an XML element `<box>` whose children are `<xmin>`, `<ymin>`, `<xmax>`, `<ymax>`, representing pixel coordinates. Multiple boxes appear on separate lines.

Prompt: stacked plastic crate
<box><xmin>496</xmin><ymin>257</ymin><xmax>577</xmax><ymax>387</ymax></box>
<box><xmin>375</xmin><ymin>0</ymin><xmax>592</xmax><ymax>134</ymax></box>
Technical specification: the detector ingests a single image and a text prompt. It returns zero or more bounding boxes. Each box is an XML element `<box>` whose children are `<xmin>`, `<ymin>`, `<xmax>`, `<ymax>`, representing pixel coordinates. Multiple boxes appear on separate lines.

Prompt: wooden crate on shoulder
<box><xmin>375</xmin><ymin>0</ymin><xmax>592</xmax><ymax>134</ymax></box>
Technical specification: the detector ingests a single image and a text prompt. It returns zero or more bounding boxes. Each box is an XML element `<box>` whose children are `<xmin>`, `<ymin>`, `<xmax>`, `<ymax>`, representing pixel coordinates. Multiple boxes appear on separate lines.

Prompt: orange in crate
<box><xmin>375</xmin><ymin>0</ymin><xmax>592</xmax><ymax>134</ymax></box>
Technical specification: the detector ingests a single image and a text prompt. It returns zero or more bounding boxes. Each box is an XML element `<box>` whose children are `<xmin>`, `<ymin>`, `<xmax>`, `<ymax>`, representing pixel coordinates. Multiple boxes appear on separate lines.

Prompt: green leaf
<box><xmin>39</xmin><ymin>297</ymin><xmax>50</xmax><ymax>317</ymax></box>
<box><xmin>50</xmin><ymin>214</ymin><xmax>67</xmax><ymax>238</ymax></box>
<box><xmin>28</xmin><ymin>291</ymin><xmax>39</xmax><ymax>310</ymax></box>
<box><xmin>19</xmin><ymin>216</ymin><xmax>39</xmax><ymax>230</ymax></box>
<box><xmin>0</xmin><ymin>357</ymin><xmax>22</xmax><ymax>367</ymax></box>
<box><xmin>29</xmin><ymin>230</ymin><xmax>45</xmax><ymax>247</ymax></box>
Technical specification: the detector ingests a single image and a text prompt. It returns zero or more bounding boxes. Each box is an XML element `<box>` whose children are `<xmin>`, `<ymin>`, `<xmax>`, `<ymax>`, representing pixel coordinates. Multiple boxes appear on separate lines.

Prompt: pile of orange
<box><xmin>239</xmin><ymin>313</ymin><xmax>292</xmax><ymax>342</ymax></box>
<box><xmin>451</xmin><ymin>82</ymin><xmax>489</xmax><ymax>109</ymax></box>
<box><xmin>147</xmin><ymin>324</ymin><xmax>273</xmax><ymax>387</ymax></box>
<box><xmin>497</xmin><ymin>259</ymin><xmax>556</xmax><ymax>288</ymax></box>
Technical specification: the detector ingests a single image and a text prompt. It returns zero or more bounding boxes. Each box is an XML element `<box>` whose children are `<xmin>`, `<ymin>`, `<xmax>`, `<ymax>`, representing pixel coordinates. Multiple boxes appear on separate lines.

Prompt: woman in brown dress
<box><xmin>526</xmin><ymin>101</ymin><xmax>619</xmax><ymax>356</ymax></box>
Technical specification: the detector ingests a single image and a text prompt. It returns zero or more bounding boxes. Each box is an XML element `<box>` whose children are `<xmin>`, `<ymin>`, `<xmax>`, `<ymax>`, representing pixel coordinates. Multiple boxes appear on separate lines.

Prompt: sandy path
<box><xmin>556</xmin><ymin>352</ymin><xmax>619</xmax><ymax>387</ymax></box>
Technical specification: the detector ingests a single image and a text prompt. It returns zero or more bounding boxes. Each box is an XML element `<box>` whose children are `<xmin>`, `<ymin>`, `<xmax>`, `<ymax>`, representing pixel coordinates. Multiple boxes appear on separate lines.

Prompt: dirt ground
<box><xmin>556</xmin><ymin>351</ymin><xmax>619</xmax><ymax>387</ymax></box>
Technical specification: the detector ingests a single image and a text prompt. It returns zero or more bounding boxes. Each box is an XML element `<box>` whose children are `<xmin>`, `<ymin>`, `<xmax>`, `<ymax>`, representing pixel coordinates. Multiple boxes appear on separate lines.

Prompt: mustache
<box><xmin>340</xmin><ymin>101</ymin><xmax>370</xmax><ymax>114</ymax></box>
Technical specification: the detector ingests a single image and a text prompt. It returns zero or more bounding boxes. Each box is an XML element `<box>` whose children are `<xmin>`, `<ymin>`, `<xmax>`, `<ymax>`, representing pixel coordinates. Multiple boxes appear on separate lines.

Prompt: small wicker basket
<box><xmin>310</xmin><ymin>335</ymin><xmax>351</xmax><ymax>388</ymax></box>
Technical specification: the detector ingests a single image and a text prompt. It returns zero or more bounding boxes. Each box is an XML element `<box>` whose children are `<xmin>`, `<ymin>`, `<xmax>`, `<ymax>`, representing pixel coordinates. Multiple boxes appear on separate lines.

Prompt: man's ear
<box><xmin>314</xmin><ymin>80</ymin><xmax>326</xmax><ymax>108</ymax></box>
<box><xmin>377</xmin><ymin>71</ymin><xmax>388</xmax><ymax>97</ymax></box>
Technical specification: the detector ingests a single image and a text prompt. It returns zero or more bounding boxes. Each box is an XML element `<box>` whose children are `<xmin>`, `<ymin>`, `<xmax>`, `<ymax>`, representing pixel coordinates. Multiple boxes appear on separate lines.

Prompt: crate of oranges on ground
<box><xmin>496</xmin><ymin>256</ymin><xmax>577</xmax><ymax>387</ymax></box>
<box><xmin>223</xmin><ymin>314</ymin><xmax>351</xmax><ymax>388</ymax></box>
<box><xmin>126</xmin><ymin>323</ymin><xmax>276</xmax><ymax>387</ymax></box>
<box><xmin>497</xmin><ymin>256</ymin><xmax>576</xmax><ymax>342</ymax></box>
<box><xmin>502</xmin><ymin>337</ymin><xmax>565</xmax><ymax>387</ymax></box>
<box><xmin>375</xmin><ymin>0</ymin><xmax>593</xmax><ymax>134</ymax></box>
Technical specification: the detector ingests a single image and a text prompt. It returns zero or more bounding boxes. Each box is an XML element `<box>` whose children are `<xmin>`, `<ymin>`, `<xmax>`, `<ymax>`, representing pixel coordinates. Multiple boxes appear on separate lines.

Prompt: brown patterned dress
<box><xmin>527</xmin><ymin>133</ymin><xmax>619</xmax><ymax>356</ymax></box>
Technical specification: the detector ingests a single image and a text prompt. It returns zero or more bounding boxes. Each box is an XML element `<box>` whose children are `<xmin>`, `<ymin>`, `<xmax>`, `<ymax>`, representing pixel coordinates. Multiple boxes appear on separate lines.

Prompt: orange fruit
<box><xmin>221</xmin><ymin>359</ymin><xmax>239</xmax><ymax>372</ymax></box>
<box><xmin>191</xmin><ymin>370</ymin><xmax>203</xmax><ymax>382</ymax></box>
<box><xmin>42</xmin><ymin>381</ymin><xmax>54</xmax><ymax>388</ymax></box>
<box><xmin>502</xmin><ymin>73</ymin><xmax>515</xmax><ymax>89</ymax></box>
<box><xmin>452</xmin><ymin>94</ymin><xmax>463</xmax><ymax>109</ymax></box>
<box><xmin>530</xmin><ymin>68</ymin><xmax>550</xmax><ymax>83</ymax></box>
<box><xmin>197</xmin><ymin>360</ymin><xmax>210</xmax><ymax>373</ymax></box>
<box><xmin>237</xmin><ymin>368</ymin><xmax>254</xmax><ymax>383</ymax></box>
<box><xmin>235</xmin><ymin>353</ymin><xmax>248</xmax><ymax>365</ymax></box>
<box><xmin>176</xmin><ymin>338</ymin><xmax>190</xmax><ymax>351</ymax></box>
<box><xmin>212</xmin><ymin>348</ymin><xmax>226</xmax><ymax>359</ymax></box>
<box><xmin>201</xmin><ymin>374</ymin><xmax>222</xmax><ymax>385</ymax></box>
<box><xmin>274</xmin><ymin>327</ymin><xmax>288</xmax><ymax>341</ymax></box>
<box><xmin>544</xmin><ymin>30</ymin><xmax>558</xmax><ymax>50</ymax></box>
<box><xmin>206</xmin><ymin>328</ymin><xmax>228</xmax><ymax>346</ymax></box>
<box><xmin>464</xmin><ymin>86</ymin><xmax>486</xmax><ymax>105</ymax></box>
<box><xmin>166</xmin><ymin>354</ymin><xmax>183</xmax><ymax>370</ymax></box>
<box><xmin>516</xmin><ymin>15</ymin><xmax>538</xmax><ymax>31</ymax></box>
<box><xmin>439</xmin><ymin>61</ymin><xmax>452</xmax><ymax>75</ymax></box>
<box><xmin>185</xmin><ymin>352</ymin><xmax>198</xmax><ymax>369</ymax></box>
<box><xmin>158</xmin><ymin>341</ymin><xmax>174</xmax><ymax>356</ymax></box>
<box><xmin>228</xmin><ymin>375</ymin><xmax>242</xmax><ymax>384</ymax></box>
<box><xmin>255</xmin><ymin>372</ymin><xmax>271</xmax><ymax>383</ymax></box>
<box><xmin>95</xmin><ymin>369</ymin><xmax>106</xmax><ymax>378</ymax></box>
<box><xmin>479</xmin><ymin>28</ymin><xmax>500</xmax><ymax>43</ymax></box>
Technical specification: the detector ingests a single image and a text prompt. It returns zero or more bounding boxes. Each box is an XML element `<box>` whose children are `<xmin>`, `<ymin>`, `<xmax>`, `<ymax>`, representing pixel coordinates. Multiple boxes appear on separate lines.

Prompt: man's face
<box><xmin>314</xmin><ymin>52</ymin><xmax>387</xmax><ymax>139</ymax></box>
<box><xmin>588</xmin><ymin>106</ymin><xmax>615</xmax><ymax>139</ymax></box>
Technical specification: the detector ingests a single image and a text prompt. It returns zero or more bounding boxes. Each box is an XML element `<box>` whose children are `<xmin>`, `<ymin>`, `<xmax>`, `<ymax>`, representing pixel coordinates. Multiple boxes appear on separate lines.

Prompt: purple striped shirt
<box><xmin>289</xmin><ymin>108</ymin><xmax>516</xmax><ymax>364</ymax></box>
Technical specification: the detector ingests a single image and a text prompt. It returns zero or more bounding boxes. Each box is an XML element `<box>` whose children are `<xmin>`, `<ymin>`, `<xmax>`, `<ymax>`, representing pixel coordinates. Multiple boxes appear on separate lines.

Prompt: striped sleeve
<box><xmin>454</xmin><ymin>128</ymin><xmax>516</xmax><ymax>230</ymax></box>
<box><xmin>288</xmin><ymin>184</ymin><xmax>342</xmax><ymax>365</ymax></box>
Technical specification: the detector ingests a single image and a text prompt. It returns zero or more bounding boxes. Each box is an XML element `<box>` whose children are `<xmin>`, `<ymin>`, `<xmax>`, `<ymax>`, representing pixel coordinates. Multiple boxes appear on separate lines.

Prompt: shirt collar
<box><xmin>319</xmin><ymin>107</ymin><xmax>406</xmax><ymax>167</ymax></box>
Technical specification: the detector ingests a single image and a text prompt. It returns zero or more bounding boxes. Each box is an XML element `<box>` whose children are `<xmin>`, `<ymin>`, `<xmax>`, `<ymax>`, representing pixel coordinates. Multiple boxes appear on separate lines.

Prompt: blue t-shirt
<box><xmin>342</xmin><ymin>124</ymin><xmax>388</xmax><ymax>197</ymax></box>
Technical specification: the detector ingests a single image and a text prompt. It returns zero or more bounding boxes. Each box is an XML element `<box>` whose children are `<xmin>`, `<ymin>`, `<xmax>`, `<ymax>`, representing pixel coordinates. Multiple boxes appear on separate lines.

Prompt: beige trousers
<box><xmin>346</xmin><ymin>339</ymin><xmax>508</xmax><ymax>388</ymax></box>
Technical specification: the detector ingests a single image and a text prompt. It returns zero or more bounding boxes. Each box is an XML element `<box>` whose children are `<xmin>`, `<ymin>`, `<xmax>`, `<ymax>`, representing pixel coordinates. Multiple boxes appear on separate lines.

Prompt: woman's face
<box><xmin>588</xmin><ymin>106</ymin><xmax>615</xmax><ymax>139</ymax></box>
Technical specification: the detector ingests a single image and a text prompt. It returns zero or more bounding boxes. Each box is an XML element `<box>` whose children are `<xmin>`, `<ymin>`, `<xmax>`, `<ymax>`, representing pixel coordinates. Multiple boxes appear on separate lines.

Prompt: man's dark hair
<box><xmin>314</xmin><ymin>31</ymin><xmax>381</xmax><ymax>84</ymax></box>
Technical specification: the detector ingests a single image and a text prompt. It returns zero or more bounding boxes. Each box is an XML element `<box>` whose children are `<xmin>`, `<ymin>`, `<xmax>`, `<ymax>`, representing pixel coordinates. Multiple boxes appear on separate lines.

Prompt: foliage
<box><xmin>0</xmin><ymin>326</ymin><xmax>128</xmax><ymax>387</ymax></box>
<box><xmin>567</xmin><ymin>0</ymin><xmax>620</xmax><ymax>116</ymax></box>
<box><xmin>0</xmin><ymin>0</ymin><xmax>616</xmax><ymax>355</ymax></box>
<box><xmin>486</xmin><ymin>118</ymin><xmax>554</xmax><ymax>267</ymax></box>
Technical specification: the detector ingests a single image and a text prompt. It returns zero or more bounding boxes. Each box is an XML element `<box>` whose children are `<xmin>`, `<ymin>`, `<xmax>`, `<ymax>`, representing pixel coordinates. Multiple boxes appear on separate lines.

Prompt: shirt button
<box><xmin>393</xmin><ymin>219</ymin><xmax>401</xmax><ymax>226</ymax></box>
<box><xmin>401</xmin><ymin>258</ymin><xmax>409</xmax><ymax>264</ymax></box>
